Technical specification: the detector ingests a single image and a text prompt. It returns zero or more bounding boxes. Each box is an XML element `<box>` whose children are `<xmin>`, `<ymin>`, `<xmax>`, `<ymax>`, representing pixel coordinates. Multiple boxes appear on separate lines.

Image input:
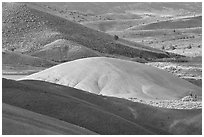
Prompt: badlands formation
<box><xmin>2</xmin><ymin>2</ymin><xmax>202</xmax><ymax>135</ymax></box>
<box><xmin>21</xmin><ymin>57</ymin><xmax>201</xmax><ymax>102</ymax></box>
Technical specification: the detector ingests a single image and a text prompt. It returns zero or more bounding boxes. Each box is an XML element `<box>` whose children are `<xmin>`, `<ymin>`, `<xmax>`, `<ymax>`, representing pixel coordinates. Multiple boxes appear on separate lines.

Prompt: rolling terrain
<box><xmin>54</xmin><ymin>2</ymin><xmax>201</xmax><ymax>58</ymax></box>
<box><xmin>86</xmin><ymin>15</ymin><xmax>202</xmax><ymax>57</ymax></box>
<box><xmin>12</xmin><ymin>2</ymin><xmax>201</xmax><ymax>58</ymax></box>
<box><xmin>20</xmin><ymin>57</ymin><xmax>201</xmax><ymax>101</ymax></box>
<box><xmin>2</xmin><ymin>51</ymin><xmax>57</xmax><ymax>67</ymax></box>
<box><xmin>3</xmin><ymin>2</ymin><xmax>187</xmax><ymax>76</ymax></box>
<box><xmin>2</xmin><ymin>51</ymin><xmax>57</xmax><ymax>75</ymax></box>
<box><xmin>131</xmin><ymin>16</ymin><xmax>202</xmax><ymax>30</ymax></box>
<box><xmin>3</xmin><ymin>78</ymin><xmax>202</xmax><ymax>134</ymax></box>
<box><xmin>2</xmin><ymin>2</ymin><xmax>169</xmax><ymax>62</ymax></box>
<box><xmin>2</xmin><ymin>2</ymin><xmax>202</xmax><ymax>135</ymax></box>
<box><xmin>30</xmin><ymin>39</ymin><xmax>101</xmax><ymax>62</ymax></box>
<box><xmin>31</xmin><ymin>2</ymin><xmax>201</xmax><ymax>22</ymax></box>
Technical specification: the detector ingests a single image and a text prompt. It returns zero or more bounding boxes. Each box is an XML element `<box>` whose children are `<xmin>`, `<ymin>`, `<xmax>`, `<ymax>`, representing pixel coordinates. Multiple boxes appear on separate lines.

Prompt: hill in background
<box><xmin>2</xmin><ymin>2</ymin><xmax>170</xmax><ymax>61</ymax></box>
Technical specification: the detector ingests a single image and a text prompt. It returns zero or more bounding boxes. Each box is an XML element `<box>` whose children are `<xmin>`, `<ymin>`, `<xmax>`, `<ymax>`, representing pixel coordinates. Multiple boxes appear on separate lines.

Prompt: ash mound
<box><xmin>20</xmin><ymin>57</ymin><xmax>201</xmax><ymax>101</ymax></box>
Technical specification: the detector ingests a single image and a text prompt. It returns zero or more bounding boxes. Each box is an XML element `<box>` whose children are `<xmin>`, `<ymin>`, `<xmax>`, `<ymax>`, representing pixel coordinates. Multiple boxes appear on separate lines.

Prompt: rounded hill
<box><xmin>20</xmin><ymin>57</ymin><xmax>202</xmax><ymax>100</ymax></box>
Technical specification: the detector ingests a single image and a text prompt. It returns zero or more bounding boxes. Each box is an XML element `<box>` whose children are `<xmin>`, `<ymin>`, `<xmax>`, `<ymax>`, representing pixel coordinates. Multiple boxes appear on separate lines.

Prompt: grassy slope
<box><xmin>134</xmin><ymin>16</ymin><xmax>202</xmax><ymax>30</ymax></box>
<box><xmin>114</xmin><ymin>27</ymin><xmax>202</xmax><ymax>38</ymax></box>
<box><xmin>2</xmin><ymin>78</ymin><xmax>155</xmax><ymax>135</ymax></box>
<box><xmin>2</xmin><ymin>51</ymin><xmax>58</xmax><ymax>74</ymax></box>
<box><xmin>2</xmin><ymin>78</ymin><xmax>201</xmax><ymax>134</ymax></box>
<box><xmin>2</xmin><ymin>51</ymin><xmax>57</xmax><ymax>67</ymax></box>
<box><xmin>80</xmin><ymin>3</ymin><xmax>201</xmax><ymax>32</ymax></box>
<box><xmin>109</xmin><ymin>16</ymin><xmax>202</xmax><ymax>57</ymax></box>
<box><xmin>33</xmin><ymin>2</ymin><xmax>201</xmax><ymax>16</ymax></box>
<box><xmin>31</xmin><ymin>2</ymin><xmax>166</xmax><ymax>16</ymax></box>
<box><xmin>31</xmin><ymin>39</ymin><xmax>101</xmax><ymax>62</ymax></box>
<box><xmin>2</xmin><ymin>2</ymin><xmax>169</xmax><ymax>61</ymax></box>
<box><xmin>184</xmin><ymin>78</ymin><xmax>202</xmax><ymax>88</ymax></box>
<box><xmin>82</xmin><ymin>17</ymin><xmax>166</xmax><ymax>32</ymax></box>
<box><xmin>3</xmin><ymin>103</ymin><xmax>97</xmax><ymax>135</ymax></box>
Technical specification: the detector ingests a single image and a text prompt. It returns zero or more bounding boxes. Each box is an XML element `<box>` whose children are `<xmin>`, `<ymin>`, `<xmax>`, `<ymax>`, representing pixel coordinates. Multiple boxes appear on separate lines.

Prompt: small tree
<box><xmin>161</xmin><ymin>45</ymin><xmax>165</xmax><ymax>50</ymax></box>
<box><xmin>114</xmin><ymin>35</ymin><xmax>119</xmax><ymax>40</ymax></box>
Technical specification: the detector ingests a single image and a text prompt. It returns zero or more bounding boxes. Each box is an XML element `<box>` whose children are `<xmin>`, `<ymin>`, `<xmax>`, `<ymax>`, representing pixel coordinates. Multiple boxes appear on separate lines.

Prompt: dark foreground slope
<box><xmin>2</xmin><ymin>78</ymin><xmax>201</xmax><ymax>135</ymax></box>
<box><xmin>2</xmin><ymin>2</ymin><xmax>170</xmax><ymax>61</ymax></box>
<box><xmin>3</xmin><ymin>103</ymin><xmax>97</xmax><ymax>135</ymax></box>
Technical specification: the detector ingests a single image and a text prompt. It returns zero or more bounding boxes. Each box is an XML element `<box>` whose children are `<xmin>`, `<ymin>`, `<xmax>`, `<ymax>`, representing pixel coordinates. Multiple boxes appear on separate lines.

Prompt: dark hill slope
<box><xmin>2</xmin><ymin>78</ymin><xmax>154</xmax><ymax>135</ymax></box>
<box><xmin>3</xmin><ymin>78</ymin><xmax>201</xmax><ymax>135</ymax></box>
<box><xmin>133</xmin><ymin>16</ymin><xmax>202</xmax><ymax>30</ymax></box>
<box><xmin>3</xmin><ymin>103</ymin><xmax>97</xmax><ymax>135</ymax></box>
<box><xmin>2</xmin><ymin>2</ymin><xmax>169</xmax><ymax>60</ymax></box>
<box><xmin>2</xmin><ymin>51</ymin><xmax>57</xmax><ymax>67</ymax></box>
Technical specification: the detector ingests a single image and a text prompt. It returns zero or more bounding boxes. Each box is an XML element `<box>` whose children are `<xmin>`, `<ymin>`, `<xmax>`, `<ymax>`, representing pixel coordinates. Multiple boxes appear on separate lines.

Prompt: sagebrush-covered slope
<box><xmin>2</xmin><ymin>2</ymin><xmax>169</xmax><ymax>61</ymax></box>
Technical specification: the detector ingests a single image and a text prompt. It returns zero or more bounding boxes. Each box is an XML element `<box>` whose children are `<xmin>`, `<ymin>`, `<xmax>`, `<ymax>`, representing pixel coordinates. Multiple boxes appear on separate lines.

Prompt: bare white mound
<box><xmin>20</xmin><ymin>57</ymin><xmax>201</xmax><ymax>100</ymax></box>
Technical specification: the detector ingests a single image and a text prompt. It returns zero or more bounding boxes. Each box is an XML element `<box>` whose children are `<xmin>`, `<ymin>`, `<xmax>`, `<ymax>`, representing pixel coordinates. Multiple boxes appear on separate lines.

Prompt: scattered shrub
<box><xmin>114</xmin><ymin>35</ymin><xmax>119</xmax><ymax>40</ymax></box>
<box><xmin>153</xmin><ymin>57</ymin><xmax>189</xmax><ymax>63</ymax></box>
<box><xmin>169</xmin><ymin>45</ymin><xmax>176</xmax><ymax>50</ymax></box>
<box><xmin>130</xmin><ymin>57</ymin><xmax>148</xmax><ymax>63</ymax></box>
<box><xmin>187</xmin><ymin>44</ymin><xmax>192</xmax><ymax>49</ymax></box>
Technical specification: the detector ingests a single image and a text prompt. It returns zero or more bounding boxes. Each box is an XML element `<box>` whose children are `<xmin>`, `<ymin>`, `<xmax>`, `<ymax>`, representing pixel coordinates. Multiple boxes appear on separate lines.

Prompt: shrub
<box><xmin>169</xmin><ymin>45</ymin><xmax>176</xmax><ymax>50</ymax></box>
<box><xmin>114</xmin><ymin>35</ymin><xmax>119</xmax><ymax>40</ymax></box>
<box><xmin>130</xmin><ymin>57</ymin><xmax>148</xmax><ymax>63</ymax></box>
<box><xmin>187</xmin><ymin>44</ymin><xmax>192</xmax><ymax>49</ymax></box>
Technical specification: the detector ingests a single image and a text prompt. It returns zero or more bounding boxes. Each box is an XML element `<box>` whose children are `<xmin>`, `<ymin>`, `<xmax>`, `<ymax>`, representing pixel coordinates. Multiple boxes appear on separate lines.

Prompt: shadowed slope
<box><xmin>2</xmin><ymin>103</ymin><xmax>97</xmax><ymax>135</ymax></box>
<box><xmin>2</xmin><ymin>78</ymin><xmax>201</xmax><ymax>134</ymax></box>
<box><xmin>2</xmin><ymin>51</ymin><xmax>57</xmax><ymax>67</ymax></box>
<box><xmin>2</xmin><ymin>78</ymin><xmax>155</xmax><ymax>135</ymax></box>
<box><xmin>20</xmin><ymin>57</ymin><xmax>201</xmax><ymax>100</ymax></box>
<box><xmin>133</xmin><ymin>16</ymin><xmax>202</xmax><ymax>30</ymax></box>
